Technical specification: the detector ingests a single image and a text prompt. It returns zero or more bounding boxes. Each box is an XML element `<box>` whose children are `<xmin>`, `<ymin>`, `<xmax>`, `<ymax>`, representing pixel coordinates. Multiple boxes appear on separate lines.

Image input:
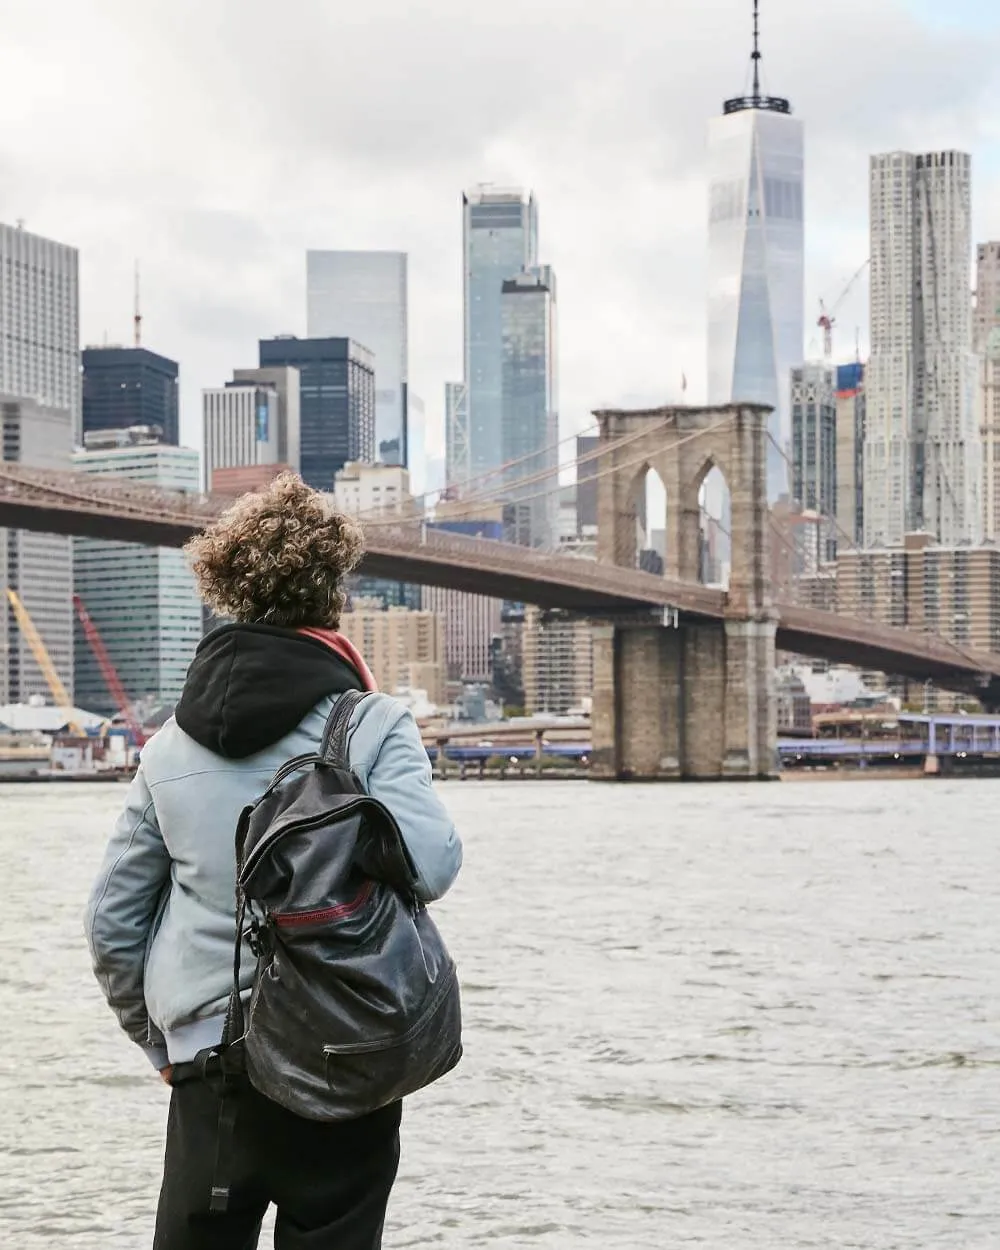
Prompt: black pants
<box><xmin>153</xmin><ymin>1068</ymin><xmax>401</xmax><ymax>1250</ymax></box>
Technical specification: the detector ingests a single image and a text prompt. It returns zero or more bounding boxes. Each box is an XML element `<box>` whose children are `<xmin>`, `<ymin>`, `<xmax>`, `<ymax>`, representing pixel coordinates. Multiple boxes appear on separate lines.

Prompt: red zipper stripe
<box><xmin>272</xmin><ymin>880</ymin><xmax>374</xmax><ymax>929</ymax></box>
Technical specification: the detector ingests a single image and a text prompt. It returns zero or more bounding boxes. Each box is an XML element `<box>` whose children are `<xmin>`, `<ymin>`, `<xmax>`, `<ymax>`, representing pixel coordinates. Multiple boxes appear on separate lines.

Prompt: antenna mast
<box><xmin>751</xmin><ymin>0</ymin><xmax>761</xmax><ymax>102</ymax></box>
<box><xmin>133</xmin><ymin>260</ymin><xmax>142</xmax><ymax>348</ymax></box>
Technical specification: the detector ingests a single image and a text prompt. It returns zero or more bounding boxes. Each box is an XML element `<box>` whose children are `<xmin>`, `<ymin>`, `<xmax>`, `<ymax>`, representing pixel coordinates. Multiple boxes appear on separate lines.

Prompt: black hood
<box><xmin>174</xmin><ymin>624</ymin><xmax>364</xmax><ymax>759</ymax></box>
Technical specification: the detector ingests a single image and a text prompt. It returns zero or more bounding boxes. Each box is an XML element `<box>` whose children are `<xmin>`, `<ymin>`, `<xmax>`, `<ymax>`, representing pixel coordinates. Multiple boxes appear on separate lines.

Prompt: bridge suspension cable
<box><xmin>359</xmin><ymin>418</ymin><xmax>678</xmax><ymax>527</ymax></box>
<box><xmin>363</xmin><ymin>414</ymin><xmax>739</xmax><ymax>530</ymax></box>
<box><xmin>404</xmin><ymin>422</ymin><xmax>600</xmax><ymax>515</ymax></box>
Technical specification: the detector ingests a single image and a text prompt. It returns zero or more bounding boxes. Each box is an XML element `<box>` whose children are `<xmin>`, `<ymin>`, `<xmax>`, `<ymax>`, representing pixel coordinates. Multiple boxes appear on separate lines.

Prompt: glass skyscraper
<box><xmin>82</xmin><ymin>347</ymin><xmax>180</xmax><ymax>445</ymax></box>
<box><xmin>73</xmin><ymin>437</ymin><xmax>203</xmax><ymax>716</ymax></box>
<box><xmin>306</xmin><ymin>251</ymin><xmax>408</xmax><ymax>465</ymax></box>
<box><xmin>258</xmin><ymin>337</ymin><xmax>375</xmax><ymax>490</ymax></box>
<box><xmin>706</xmin><ymin>33</ymin><xmax>804</xmax><ymax>501</ymax></box>
<box><xmin>457</xmin><ymin>187</ymin><xmax>538</xmax><ymax>485</ymax></box>
<box><xmin>500</xmin><ymin>266</ymin><xmax>558</xmax><ymax>547</ymax></box>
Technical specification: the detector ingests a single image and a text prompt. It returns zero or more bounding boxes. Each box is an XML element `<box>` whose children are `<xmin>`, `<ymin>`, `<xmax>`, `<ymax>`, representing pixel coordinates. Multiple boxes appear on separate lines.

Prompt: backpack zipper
<box><xmin>270</xmin><ymin>880</ymin><xmax>374</xmax><ymax>929</ymax></box>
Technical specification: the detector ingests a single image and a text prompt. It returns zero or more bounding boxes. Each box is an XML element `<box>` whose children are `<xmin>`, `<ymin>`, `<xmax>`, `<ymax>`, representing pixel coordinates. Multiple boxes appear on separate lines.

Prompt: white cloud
<box><xmin>0</xmin><ymin>0</ymin><xmax>997</xmax><ymax>458</ymax></box>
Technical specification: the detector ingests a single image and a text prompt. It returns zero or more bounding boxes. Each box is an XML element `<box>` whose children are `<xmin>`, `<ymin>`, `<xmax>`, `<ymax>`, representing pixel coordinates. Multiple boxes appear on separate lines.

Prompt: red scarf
<box><xmin>297</xmin><ymin>628</ymin><xmax>378</xmax><ymax>692</ymax></box>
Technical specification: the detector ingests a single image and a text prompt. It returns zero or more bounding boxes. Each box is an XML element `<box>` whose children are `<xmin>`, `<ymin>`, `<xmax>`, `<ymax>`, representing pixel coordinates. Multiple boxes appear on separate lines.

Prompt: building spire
<box><xmin>723</xmin><ymin>0</ymin><xmax>791</xmax><ymax>117</ymax></box>
<box><xmin>133</xmin><ymin>260</ymin><xmax>142</xmax><ymax>348</ymax></box>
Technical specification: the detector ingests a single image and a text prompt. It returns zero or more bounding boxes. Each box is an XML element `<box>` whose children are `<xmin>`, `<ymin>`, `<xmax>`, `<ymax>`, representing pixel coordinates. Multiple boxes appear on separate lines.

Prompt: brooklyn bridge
<box><xmin>3</xmin><ymin>403</ymin><xmax>999</xmax><ymax>779</ymax></box>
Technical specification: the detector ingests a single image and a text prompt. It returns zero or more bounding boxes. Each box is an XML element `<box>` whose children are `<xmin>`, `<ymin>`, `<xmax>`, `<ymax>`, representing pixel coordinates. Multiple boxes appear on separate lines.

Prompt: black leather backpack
<box><xmin>216</xmin><ymin>689</ymin><xmax>461</xmax><ymax>1133</ymax></box>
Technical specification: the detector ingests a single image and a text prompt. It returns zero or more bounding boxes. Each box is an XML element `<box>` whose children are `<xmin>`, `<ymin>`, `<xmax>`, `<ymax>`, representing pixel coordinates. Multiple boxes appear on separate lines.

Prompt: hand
<box><xmin>159</xmin><ymin>1065</ymin><xmax>173</xmax><ymax>1085</ymax></box>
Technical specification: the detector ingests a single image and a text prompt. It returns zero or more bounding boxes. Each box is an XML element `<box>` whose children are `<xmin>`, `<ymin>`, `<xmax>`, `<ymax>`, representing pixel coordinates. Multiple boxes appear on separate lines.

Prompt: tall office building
<box><xmin>0</xmin><ymin>397</ymin><xmax>74</xmax><ymax>705</ymax></box>
<box><xmin>575</xmin><ymin>435</ymin><xmax>601</xmax><ymax>534</ymax></box>
<box><xmin>259</xmin><ymin>337</ymin><xmax>375</xmax><ymax>490</ymax></box>
<box><xmin>500</xmin><ymin>266</ymin><xmax>558</xmax><ymax>548</ymax></box>
<box><xmin>790</xmin><ymin>362</ymin><xmax>837</xmax><ymax>562</ymax></box>
<box><xmin>455</xmin><ymin>187</ymin><xmax>538</xmax><ymax>485</ymax></box>
<box><xmin>0</xmin><ymin>223</ymin><xmax>80</xmax><ymax>439</ymax></box>
<box><xmin>306</xmin><ymin>252</ymin><xmax>408</xmax><ymax>462</ymax></box>
<box><xmin>980</xmin><ymin>328</ymin><xmax>1000</xmax><ymax>541</ymax></box>
<box><xmin>82</xmin><ymin>347</ymin><xmax>179</xmax><ymax>445</ymax></box>
<box><xmin>706</xmin><ymin>10</ymin><xmax>804</xmax><ymax>501</ymax></box>
<box><xmin>865</xmin><ymin>151</ymin><xmax>980</xmax><ymax>547</ymax></box>
<box><xmin>445</xmin><ymin>381</ymin><xmax>469</xmax><ymax>487</ymax></box>
<box><xmin>835</xmin><ymin>362</ymin><xmax>866</xmax><ymax>547</ymax></box>
<box><xmin>202</xmin><ymin>381</ymin><xmax>284</xmax><ymax>488</ymax></box>
<box><xmin>405</xmin><ymin>394</ymin><xmax>427</xmax><ymax>495</ymax></box>
<box><xmin>232</xmin><ymin>366</ymin><xmax>301</xmax><ymax>470</ymax></box>
<box><xmin>974</xmin><ymin>242</ymin><xmax>1000</xmax><ymax>353</ymax></box>
<box><xmin>73</xmin><ymin>434</ymin><xmax>202</xmax><ymax>715</ymax></box>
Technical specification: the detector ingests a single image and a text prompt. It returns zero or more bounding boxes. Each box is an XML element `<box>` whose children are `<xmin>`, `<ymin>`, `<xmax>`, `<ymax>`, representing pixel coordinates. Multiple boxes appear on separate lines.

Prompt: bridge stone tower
<box><xmin>592</xmin><ymin>403</ymin><xmax>777</xmax><ymax>780</ymax></box>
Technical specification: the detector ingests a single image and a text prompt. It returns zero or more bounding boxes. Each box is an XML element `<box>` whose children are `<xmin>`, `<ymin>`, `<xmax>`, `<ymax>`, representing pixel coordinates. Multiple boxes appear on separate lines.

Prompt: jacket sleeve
<box><xmin>353</xmin><ymin>699</ymin><xmax>463</xmax><ymax>903</ymax></box>
<box><xmin>84</xmin><ymin>765</ymin><xmax>172</xmax><ymax>1069</ymax></box>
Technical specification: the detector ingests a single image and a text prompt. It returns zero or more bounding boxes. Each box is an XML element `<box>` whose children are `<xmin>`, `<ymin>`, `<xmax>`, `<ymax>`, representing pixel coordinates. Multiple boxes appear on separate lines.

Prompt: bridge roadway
<box><xmin>3</xmin><ymin>462</ymin><xmax>1000</xmax><ymax>698</ymax></box>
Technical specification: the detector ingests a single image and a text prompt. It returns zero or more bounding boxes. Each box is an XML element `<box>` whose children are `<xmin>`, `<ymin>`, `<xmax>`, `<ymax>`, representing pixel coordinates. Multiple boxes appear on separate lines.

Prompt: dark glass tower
<box><xmin>81</xmin><ymin>347</ymin><xmax>179</xmax><ymax>445</ymax></box>
<box><xmin>258</xmin><ymin>337</ymin><xmax>375</xmax><ymax>490</ymax></box>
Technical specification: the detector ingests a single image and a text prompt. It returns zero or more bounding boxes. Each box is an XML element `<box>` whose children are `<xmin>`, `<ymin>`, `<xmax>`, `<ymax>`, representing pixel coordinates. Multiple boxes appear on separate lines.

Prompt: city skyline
<box><xmin>1</xmin><ymin>1</ymin><xmax>996</xmax><ymax>465</ymax></box>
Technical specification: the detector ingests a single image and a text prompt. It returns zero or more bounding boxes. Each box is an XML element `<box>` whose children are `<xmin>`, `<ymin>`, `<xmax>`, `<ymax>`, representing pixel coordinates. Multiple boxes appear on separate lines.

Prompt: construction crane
<box><xmin>4</xmin><ymin>587</ymin><xmax>73</xmax><ymax>708</ymax></box>
<box><xmin>73</xmin><ymin>595</ymin><xmax>146</xmax><ymax>746</ymax></box>
<box><xmin>817</xmin><ymin>259</ymin><xmax>870</xmax><ymax>361</ymax></box>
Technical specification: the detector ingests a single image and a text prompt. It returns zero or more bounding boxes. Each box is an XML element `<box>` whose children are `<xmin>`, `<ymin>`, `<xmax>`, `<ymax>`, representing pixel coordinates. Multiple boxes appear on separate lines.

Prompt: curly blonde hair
<box><xmin>185</xmin><ymin>473</ymin><xmax>364</xmax><ymax>629</ymax></box>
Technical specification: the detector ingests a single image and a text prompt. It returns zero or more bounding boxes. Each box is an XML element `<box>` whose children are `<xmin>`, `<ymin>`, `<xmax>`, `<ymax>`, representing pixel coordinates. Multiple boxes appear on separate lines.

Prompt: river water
<box><xmin>1</xmin><ymin>778</ymin><xmax>998</xmax><ymax>1248</ymax></box>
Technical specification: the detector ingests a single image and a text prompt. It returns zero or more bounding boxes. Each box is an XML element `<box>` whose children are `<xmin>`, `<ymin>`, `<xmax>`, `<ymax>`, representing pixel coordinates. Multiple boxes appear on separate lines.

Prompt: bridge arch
<box><xmin>590</xmin><ymin>403</ymin><xmax>777</xmax><ymax>780</ymax></box>
<box><xmin>624</xmin><ymin>462</ymin><xmax>669</xmax><ymax>575</ymax></box>
<box><xmin>594</xmin><ymin>403</ymin><xmax>772</xmax><ymax>610</ymax></box>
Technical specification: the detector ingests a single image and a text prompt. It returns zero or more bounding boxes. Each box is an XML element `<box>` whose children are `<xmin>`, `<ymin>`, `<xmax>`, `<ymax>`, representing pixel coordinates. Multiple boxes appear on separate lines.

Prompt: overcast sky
<box><xmin>2</xmin><ymin>0</ymin><xmax>999</xmax><ymax>466</ymax></box>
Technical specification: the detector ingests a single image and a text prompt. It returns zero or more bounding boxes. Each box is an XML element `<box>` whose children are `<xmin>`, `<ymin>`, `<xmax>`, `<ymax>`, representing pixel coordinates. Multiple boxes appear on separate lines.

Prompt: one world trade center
<box><xmin>706</xmin><ymin>0</ymin><xmax>804</xmax><ymax>502</ymax></box>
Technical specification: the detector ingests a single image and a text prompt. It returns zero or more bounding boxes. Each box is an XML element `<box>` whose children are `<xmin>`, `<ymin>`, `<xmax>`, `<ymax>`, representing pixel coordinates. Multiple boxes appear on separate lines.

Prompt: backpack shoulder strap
<box><xmin>321</xmin><ymin>689</ymin><xmax>374</xmax><ymax>768</ymax></box>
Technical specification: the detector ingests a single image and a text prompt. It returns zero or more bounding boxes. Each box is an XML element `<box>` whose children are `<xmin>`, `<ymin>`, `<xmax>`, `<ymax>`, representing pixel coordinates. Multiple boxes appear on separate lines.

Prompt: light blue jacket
<box><xmin>85</xmin><ymin>694</ymin><xmax>462</xmax><ymax>1070</ymax></box>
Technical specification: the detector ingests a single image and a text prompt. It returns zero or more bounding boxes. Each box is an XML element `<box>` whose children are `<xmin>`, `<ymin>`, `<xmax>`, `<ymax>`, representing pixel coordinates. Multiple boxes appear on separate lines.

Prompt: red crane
<box><xmin>73</xmin><ymin>595</ymin><xmax>147</xmax><ymax>746</ymax></box>
<box><xmin>817</xmin><ymin>259</ymin><xmax>870</xmax><ymax>361</ymax></box>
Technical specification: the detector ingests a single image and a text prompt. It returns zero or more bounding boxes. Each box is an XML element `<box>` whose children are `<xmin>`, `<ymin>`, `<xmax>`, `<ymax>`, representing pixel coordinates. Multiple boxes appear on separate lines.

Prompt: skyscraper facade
<box><xmin>835</xmin><ymin>362</ymin><xmax>866</xmax><ymax>547</ymax></box>
<box><xmin>232</xmin><ymin>366</ymin><xmax>301</xmax><ymax>470</ymax></box>
<box><xmin>706</xmin><ymin>35</ymin><xmax>803</xmax><ymax>501</ymax></box>
<box><xmin>82</xmin><ymin>347</ymin><xmax>179</xmax><ymax>445</ymax></box>
<box><xmin>73</xmin><ymin>438</ymin><xmax>202</xmax><ymax>715</ymax></box>
<box><xmin>0</xmin><ymin>222</ymin><xmax>80</xmax><ymax>439</ymax></box>
<box><xmin>258</xmin><ymin>337</ymin><xmax>375</xmax><ymax>490</ymax></box>
<box><xmin>202</xmin><ymin>382</ymin><xmax>284</xmax><ymax>488</ymax></box>
<box><xmin>790</xmin><ymin>362</ymin><xmax>837</xmax><ymax>562</ymax></box>
<box><xmin>974</xmin><ymin>241</ymin><xmax>1000</xmax><ymax>353</ymax></box>
<box><xmin>865</xmin><ymin>151</ymin><xmax>980</xmax><ymax>547</ymax></box>
<box><xmin>306</xmin><ymin>252</ymin><xmax>408</xmax><ymax>463</ymax></box>
<box><xmin>0</xmin><ymin>396</ymin><xmax>74</xmax><ymax>705</ymax></box>
<box><xmin>980</xmin><ymin>328</ymin><xmax>1000</xmax><ymax>541</ymax></box>
<box><xmin>575</xmin><ymin>434</ymin><xmax>601</xmax><ymax>534</ymax></box>
<box><xmin>500</xmin><ymin>266</ymin><xmax>558</xmax><ymax>548</ymax></box>
<box><xmin>445</xmin><ymin>381</ymin><xmax>469</xmax><ymax>487</ymax></box>
<box><xmin>459</xmin><ymin>187</ymin><xmax>538</xmax><ymax>483</ymax></box>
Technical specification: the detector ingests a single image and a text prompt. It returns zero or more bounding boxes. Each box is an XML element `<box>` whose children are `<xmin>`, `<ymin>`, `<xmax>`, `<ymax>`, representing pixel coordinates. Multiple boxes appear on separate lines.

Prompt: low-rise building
<box><xmin>333</xmin><ymin>461</ymin><xmax>412</xmax><ymax>517</ymax></box>
<box><xmin>838</xmin><ymin>533</ymin><xmax>1000</xmax><ymax>706</ymax></box>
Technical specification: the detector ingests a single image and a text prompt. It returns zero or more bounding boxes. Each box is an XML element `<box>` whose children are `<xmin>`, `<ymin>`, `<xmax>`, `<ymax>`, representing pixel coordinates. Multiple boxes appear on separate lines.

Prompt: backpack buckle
<box><xmin>245</xmin><ymin>915</ymin><xmax>263</xmax><ymax>957</ymax></box>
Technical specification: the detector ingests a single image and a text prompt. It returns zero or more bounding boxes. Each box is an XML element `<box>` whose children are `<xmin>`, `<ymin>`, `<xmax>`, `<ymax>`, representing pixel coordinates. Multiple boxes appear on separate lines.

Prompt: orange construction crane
<box><xmin>4</xmin><ymin>586</ymin><xmax>72</xmax><ymax>708</ymax></box>
<box><xmin>72</xmin><ymin>595</ymin><xmax>146</xmax><ymax>746</ymax></box>
<box><xmin>818</xmin><ymin>259</ymin><xmax>870</xmax><ymax>361</ymax></box>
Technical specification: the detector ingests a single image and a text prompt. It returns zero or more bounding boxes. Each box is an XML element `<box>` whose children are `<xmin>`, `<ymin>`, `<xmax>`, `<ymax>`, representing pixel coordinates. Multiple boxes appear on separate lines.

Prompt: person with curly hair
<box><xmin>85</xmin><ymin>474</ymin><xmax>462</xmax><ymax>1250</ymax></box>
